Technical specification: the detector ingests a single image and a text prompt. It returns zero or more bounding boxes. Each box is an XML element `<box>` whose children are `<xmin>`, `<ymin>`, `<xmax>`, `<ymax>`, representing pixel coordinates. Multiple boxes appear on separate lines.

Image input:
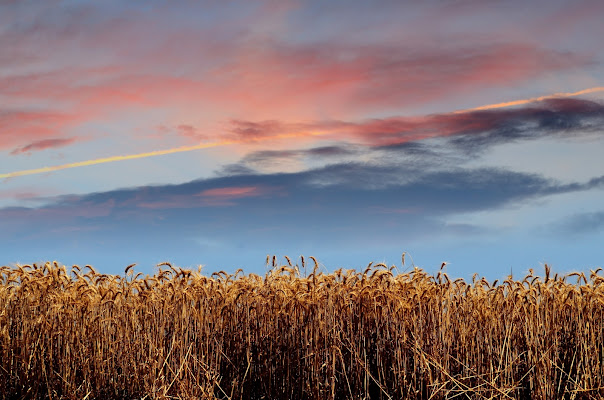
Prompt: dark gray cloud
<box><xmin>377</xmin><ymin>141</ymin><xmax>440</xmax><ymax>156</ymax></box>
<box><xmin>216</xmin><ymin>97</ymin><xmax>604</xmax><ymax>188</ymax></box>
<box><xmin>244</xmin><ymin>145</ymin><xmax>357</xmax><ymax>164</ymax></box>
<box><xmin>546</xmin><ymin>174</ymin><xmax>604</xmax><ymax>195</ymax></box>
<box><xmin>235</xmin><ymin>144</ymin><xmax>360</xmax><ymax>171</ymax></box>
<box><xmin>220</xmin><ymin>97</ymin><xmax>604</xmax><ymax>170</ymax></box>
<box><xmin>369</xmin><ymin>97</ymin><xmax>604</xmax><ymax>156</ymax></box>
<box><xmin>216</xmin><ymin>163</ymin><xmax>258</xmax><ymax>176</ymax></box>
<box><xmin>2</xmin><ymin>161</ymin><xmax>600</xmax><ymax>239</ymax></box>
<box><xmin>446</xmin><ymin>98</ymin><xmax>604</xmax><ymax>155</ymax></box>
<box><xmin>305</xmin><ymin>145</ymin><xmax>357</xmax><ymax>157</ymax></box>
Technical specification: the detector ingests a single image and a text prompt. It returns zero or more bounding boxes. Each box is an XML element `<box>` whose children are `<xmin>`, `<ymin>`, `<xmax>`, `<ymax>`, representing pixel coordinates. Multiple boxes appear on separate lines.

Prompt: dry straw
<box><xmin>1</xmin><ymin>258</ymin><xmax>603</xmax><ymax>399</ymax></box>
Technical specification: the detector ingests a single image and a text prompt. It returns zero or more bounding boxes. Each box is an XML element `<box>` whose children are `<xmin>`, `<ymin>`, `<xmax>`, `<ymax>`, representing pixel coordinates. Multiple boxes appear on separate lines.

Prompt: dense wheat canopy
<box><xmin>1</xmin><ymin>259</ymin><xmax>604</xmax><ymax>399</ymax></box>
<box><xmin>3</xmin><ymin>1</ymin><xmax>604</xmax><ymax>277</ymax></box>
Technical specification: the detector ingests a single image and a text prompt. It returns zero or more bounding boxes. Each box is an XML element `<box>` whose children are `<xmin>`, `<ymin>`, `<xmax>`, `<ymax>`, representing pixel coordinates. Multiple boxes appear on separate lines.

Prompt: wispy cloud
<box><xmin>550</xmin><ymin>211</ymin><xmax>604</xmax><ymax>236</ymax></box>
<box><xmin>0</xmin><ymin>109</ymin><xmax>83</xmax><ymax>152</ymax></box>
<box><xmin>10</xmin><ymin>137</ymin><xmax>77</xmax><ymax>155</ymax></box>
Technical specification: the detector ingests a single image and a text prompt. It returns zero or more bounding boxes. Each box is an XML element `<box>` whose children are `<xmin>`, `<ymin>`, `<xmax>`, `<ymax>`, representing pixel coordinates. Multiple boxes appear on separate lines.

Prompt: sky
<box><xmin>1</xmin><ymin>0</ymin><xmax>604</xmax><ymax>280</ymax></box>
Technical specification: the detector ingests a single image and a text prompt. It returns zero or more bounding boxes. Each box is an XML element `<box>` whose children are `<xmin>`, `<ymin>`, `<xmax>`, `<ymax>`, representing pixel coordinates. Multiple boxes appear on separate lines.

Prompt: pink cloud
<box><xmin>343</xmin><ymin>112</ymin><xmax>505</xmax><ymax>146</ymax></box>
<box><xmin>10</xmin><ymin>137</ymin><xmax>77</xmax><ymax>155</ymax></box>
<box><xmin>227</xmin><ymin>120</ymin><xmax>305</xmax><ymax>141</ymax></box>
<box><xmin>0</xmin><ymin>109</ymin><xmax>84</xmax><ymax>152</ymax></box>
<box><xmin>3</xmin><ymin>42</ymin><xmax>591</xmax><ymax>124</ymax></box>
<box><xmin>0</xmin><ymin>189</ymin><xmax>43</xmax><ymax>200</ymax></box>
<box><xmin>532</xmin><ymin>0</ymin><xmax>604</xmax><ymax>42</ymax></box>
<box><xmin>0</xmin><ymin>2</ymin><xmax>597</xmax><ymax>156</ymax></box>
<box><xmin>205</xmin><ymin>42</ymin><xmax>592</xmax><ymax>117</ymax></box>
<box><xmin>224</xmin><ymin>97</ymin><xmax>604</xmax><ymax>148</ymax></box>
<box><xmin>223</xmin><ymin>114</ymin><xmax>493</xmax><ymax>146</ymax></box>
<box><xmin>143</xmin><ymin>39</ymin><xmax>593</xmax><ymax>146</ymax></box>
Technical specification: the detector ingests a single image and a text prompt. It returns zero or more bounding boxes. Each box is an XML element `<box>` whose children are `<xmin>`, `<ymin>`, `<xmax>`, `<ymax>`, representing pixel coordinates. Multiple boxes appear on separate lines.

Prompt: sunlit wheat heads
<box><xmin>1</xmin><ymin>259</ymin><xmax>603</xmax><ymax>399</ymax></box>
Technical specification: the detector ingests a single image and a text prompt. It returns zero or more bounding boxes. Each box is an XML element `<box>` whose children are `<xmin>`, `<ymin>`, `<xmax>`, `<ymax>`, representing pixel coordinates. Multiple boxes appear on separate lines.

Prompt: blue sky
<box><xmin>1</xmin><ymin>0</ymin><xmax>604</xmax><ymax>279</ymax></box>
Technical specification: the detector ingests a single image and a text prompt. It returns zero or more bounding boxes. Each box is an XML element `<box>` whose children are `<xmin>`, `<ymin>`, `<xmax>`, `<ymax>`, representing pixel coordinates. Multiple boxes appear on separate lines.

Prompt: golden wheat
<box><xmin>0</xmin><ymin>258</ymin><xmax>603</xmax><ymax>399</ymax></box>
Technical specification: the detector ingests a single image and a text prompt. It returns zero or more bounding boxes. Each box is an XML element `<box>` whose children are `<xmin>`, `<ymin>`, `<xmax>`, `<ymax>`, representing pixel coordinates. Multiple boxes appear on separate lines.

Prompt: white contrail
<box><xmin>454</xmin><ymin>86</ymin><xmax>604</xmax><ymax>113</ymax></box>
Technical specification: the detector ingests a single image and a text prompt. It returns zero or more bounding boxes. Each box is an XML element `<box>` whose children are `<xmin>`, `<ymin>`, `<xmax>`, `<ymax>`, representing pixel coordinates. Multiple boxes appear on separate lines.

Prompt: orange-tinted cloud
<box><xmin>198</xmin><ymin>186</ymin><xmax>268</xmax><ymax>206</ymax></box>
<box><xmin>138</xmin><ymin>186</ymin><xmax>272</xmax><ymax>209</ymax></box>
<box><xmin>199</xmin><ymin>186</ymin><xmax>260</xmax><ymax>198</ymax></box>
<box><xmin>227</xmin><ymin>96</ymin><xmax>604</xmax><ymax>148</ymax></box>
<box><xmin>222</xmin><ymin>110</ymin><xmax>507</xmax><ymax>147</ymax></box>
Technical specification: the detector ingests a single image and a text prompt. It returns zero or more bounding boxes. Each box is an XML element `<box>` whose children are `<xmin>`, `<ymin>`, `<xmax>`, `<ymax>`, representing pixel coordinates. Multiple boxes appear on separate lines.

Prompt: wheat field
<box><xmin>1</xmin><ymin>257</ymin><xmax>603</xmax><ymax>399</ymax></box>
